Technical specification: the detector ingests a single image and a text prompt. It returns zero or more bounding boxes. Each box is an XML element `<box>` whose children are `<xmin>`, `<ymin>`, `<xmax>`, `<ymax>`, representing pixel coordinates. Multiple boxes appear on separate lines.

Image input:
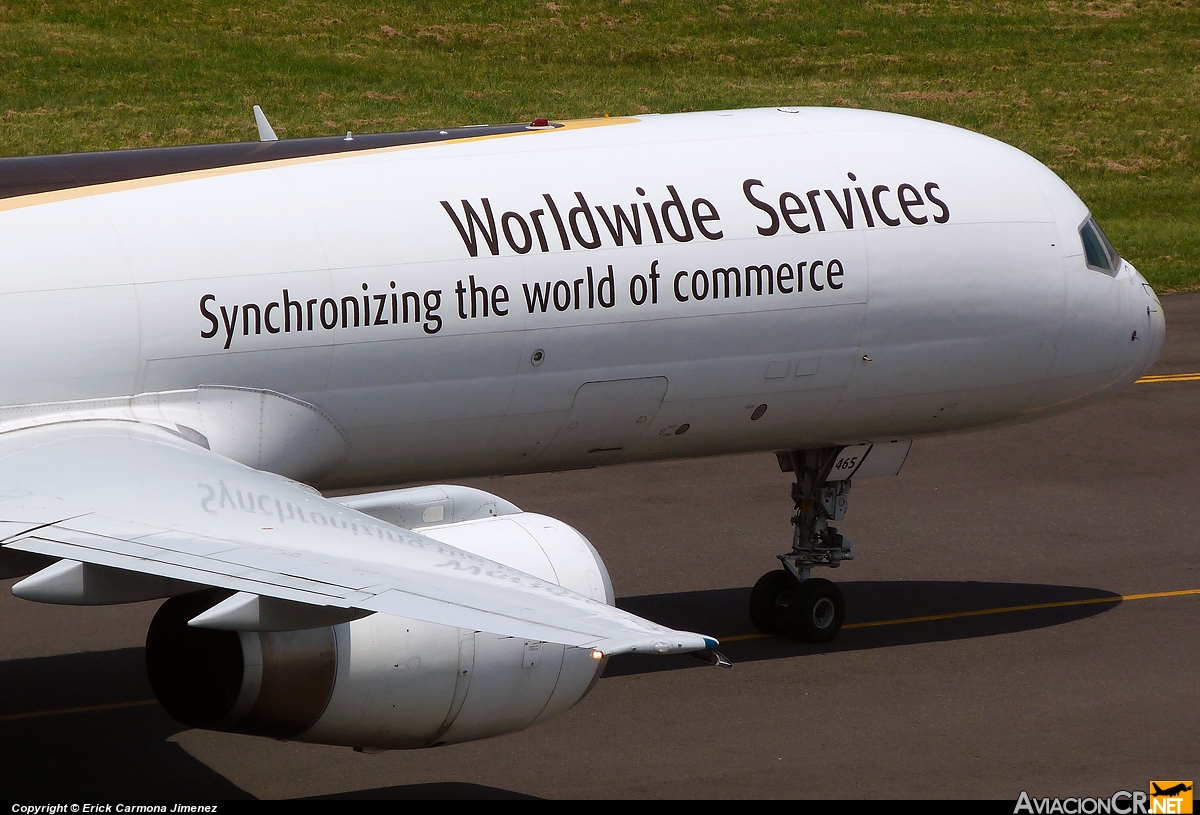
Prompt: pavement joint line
<box><xmin>718</xmin><ymin>586</ymin><xmax>1200</xmax><ymax>642</ymax></box>
<box><xmin>1136</xmin><ymin>372</ymin><xmax>1200</xmax><ymax>383</ymax></box>
<box><xmin>5</xmin><ymin>590</ymin><xmax>1199</xmax><ymax>720</ymax></box>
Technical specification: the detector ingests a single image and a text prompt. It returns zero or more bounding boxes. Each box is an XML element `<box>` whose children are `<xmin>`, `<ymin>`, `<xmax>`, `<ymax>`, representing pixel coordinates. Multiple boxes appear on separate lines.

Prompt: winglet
<box><xmin>253</xmin><ymin>105</ymin><xmax>279</xmax><ymax>142</ymax></box>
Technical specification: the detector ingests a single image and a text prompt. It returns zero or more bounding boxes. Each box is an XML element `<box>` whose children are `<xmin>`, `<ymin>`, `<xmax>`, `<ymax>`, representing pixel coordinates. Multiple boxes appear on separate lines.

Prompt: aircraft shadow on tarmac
<box><xmin>308</xmin><ymin>783</ymin><xmax>538</xmax><ymax>800</ymax></box>
<box><xmin>0</xmin><ymin>648</ymin><xmax>537</xmax><ymax>800</ymax></box>
<box><xmin>0</xmin><ymin>580</ymin><xmax>1117</xmax><ymax>798</ymax></box>
<box><xmin>606</xmin><ymin>580</ymin><xmax>1122</xmax><ymax>677</ymax></box>
<box><xmin>0</xmin><ymin>647</ymin><xmax>252</xmax><ymax>799</ymax></box>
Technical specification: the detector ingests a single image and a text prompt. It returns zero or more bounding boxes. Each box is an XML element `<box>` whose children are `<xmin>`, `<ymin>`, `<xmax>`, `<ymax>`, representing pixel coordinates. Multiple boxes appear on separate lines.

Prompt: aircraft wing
<box><xmin>0</xmin><ymin>421</ymin><xmax>715</xmax><ymax>657</ymax></box>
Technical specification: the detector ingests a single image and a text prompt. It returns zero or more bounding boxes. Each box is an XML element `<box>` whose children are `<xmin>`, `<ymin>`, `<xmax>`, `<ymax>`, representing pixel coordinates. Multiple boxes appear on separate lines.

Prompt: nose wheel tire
<box><xmin>749</xmin><ymin>572</ymin><xmax>845</xmax><ymax>642</ymax></box>
<box><xmin>749</xmin><ymin>569</ymin><xmax>798</xmax><ymax>635</ymax></box>
<box><xmin>783</xmin><ymin>578</ymin><xmax>845</xmax><ymax>643</ymax></box>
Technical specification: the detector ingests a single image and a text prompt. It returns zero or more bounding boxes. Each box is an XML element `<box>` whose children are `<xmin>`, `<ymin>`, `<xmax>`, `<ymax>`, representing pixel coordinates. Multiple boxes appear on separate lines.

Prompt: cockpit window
<box><xmin>1079</xmin><ymin>215</ymin><xmax>1120</xmax><ymax>276</ymax></box>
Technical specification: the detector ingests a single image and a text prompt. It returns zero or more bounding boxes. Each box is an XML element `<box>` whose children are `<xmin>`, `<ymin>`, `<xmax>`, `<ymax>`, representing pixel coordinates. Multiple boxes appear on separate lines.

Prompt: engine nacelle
<box><xmin>145</xmin><ymin>507</ymin><xmax>615</xmax><ymax>749</ymax></box>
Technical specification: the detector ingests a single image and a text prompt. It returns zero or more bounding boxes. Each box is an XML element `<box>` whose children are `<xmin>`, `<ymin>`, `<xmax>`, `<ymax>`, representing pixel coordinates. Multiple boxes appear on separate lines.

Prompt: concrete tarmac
<box><xmin>2</xmin><ymin>295</ymin><xmax>1199</xmax><ymax>800</ymax></box>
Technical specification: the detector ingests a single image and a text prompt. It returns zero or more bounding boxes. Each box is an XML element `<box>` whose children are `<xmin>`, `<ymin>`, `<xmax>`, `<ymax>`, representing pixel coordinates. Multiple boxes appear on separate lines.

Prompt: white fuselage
<box><xmin>0</xmin><ymin>108</ymin><xmax>1163</xmax><ymax>488</ymax></box>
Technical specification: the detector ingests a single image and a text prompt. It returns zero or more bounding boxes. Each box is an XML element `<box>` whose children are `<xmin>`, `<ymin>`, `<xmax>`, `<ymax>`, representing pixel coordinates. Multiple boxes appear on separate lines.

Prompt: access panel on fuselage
<box><xmin>537</xmin><ymin>376</ymin><xmax>668</xmax><ymax>464</ymax></box>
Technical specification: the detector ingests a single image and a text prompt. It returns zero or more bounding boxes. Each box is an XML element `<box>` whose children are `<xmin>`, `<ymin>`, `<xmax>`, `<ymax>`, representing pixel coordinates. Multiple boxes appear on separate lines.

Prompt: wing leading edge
<box><xmin>0</xmin><ymin>421</ymin><xmax>717</xmax><ymax>657</ymax></box>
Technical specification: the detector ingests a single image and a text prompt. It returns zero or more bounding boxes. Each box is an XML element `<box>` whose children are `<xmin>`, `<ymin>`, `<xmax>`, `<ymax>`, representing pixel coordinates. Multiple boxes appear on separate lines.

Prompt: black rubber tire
<box><xmin>785</xmin><ymin>578</ymin><xmax>845</xmax><ymax>643</ymax></box>
<box><xmin>749</xmin><ymin>569</ymin><xmax>798</xmax><ymax>634</ymax></box>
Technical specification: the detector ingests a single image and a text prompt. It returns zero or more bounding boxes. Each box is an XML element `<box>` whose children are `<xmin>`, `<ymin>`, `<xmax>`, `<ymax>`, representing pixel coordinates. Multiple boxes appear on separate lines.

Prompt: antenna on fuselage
<box><xmin>252</xmin><ymin>105</ymin><xmax>279</xmax><ymax>142</ymax></box>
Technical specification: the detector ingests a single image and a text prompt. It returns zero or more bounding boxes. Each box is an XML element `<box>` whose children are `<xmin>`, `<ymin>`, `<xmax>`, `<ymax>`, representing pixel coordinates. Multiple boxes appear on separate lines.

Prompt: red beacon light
<box><xmin>527</xmin><ymin>118</ymin><xmax>553</xmax><ymax>130</ymax></box>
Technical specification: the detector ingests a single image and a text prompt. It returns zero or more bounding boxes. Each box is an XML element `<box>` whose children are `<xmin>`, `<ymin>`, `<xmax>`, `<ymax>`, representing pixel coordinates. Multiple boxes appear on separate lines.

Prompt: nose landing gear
<box><xmin>749</xmin><ymin>448</ymin><xmax>853</xmax><ymax>642</ymax></box>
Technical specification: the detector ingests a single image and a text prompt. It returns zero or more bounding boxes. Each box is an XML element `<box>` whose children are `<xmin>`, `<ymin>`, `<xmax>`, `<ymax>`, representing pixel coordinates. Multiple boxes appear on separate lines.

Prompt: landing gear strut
<box><xmin>749</xmin><ymin>448</ymin><xmax>852</xmax><ymax>642</ymax></box>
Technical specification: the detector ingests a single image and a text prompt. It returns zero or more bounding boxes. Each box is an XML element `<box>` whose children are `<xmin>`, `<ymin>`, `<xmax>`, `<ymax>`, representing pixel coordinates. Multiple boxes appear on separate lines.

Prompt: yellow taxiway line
<box><xmin>0</xmin><ymin>698</ymin><xmax>158</xmax><ymax>723</ymax></box>
<box><xmin>3</xmin><ymin>588</ymin><xmax>1198</xmax><ymax>721</ymax></box>
<box><xmin>1136</xmin><ymin>372</ymin><xmax>1200</xmax><ymax>383</ymax></box>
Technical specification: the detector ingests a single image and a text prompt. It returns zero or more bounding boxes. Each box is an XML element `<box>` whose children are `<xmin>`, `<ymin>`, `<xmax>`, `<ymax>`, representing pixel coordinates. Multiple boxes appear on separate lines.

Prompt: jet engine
<box><xmin>144</xmin><ymin>487</ymin><xmax>615</xmax><ymax>749</ymax></box>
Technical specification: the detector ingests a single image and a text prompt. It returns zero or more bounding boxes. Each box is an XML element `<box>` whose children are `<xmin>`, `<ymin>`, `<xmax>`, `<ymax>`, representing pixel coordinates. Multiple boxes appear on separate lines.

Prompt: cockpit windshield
<box><xmin>1079</xmin><ymin>215</ymin><xmax>1120</xmax><ymax>276</ymax></box>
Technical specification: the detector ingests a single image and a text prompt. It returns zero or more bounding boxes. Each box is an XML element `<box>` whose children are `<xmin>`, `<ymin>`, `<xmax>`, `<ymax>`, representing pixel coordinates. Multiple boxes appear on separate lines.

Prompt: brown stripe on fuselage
<box><xmin>0</xmin><ymin>117</ymin><xmax>636</xmax><ymax>213</ymax></box>
<box><xmin>0</xmin><ymin>123</ymin><xmax>545</xmax><ymax>201</ymax></box>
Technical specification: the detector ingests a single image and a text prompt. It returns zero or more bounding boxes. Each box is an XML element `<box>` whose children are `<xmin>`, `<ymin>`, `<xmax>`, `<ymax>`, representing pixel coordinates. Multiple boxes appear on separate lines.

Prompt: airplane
<box><xmin>0</xmin><ymin>105</ymin><xmax>1163</xmax><ymax>751</ymax></box>
<box><xmin>1152</xmin><ymin>784</ymin><xmax>1193</xmax><ymax>797</ymax></box>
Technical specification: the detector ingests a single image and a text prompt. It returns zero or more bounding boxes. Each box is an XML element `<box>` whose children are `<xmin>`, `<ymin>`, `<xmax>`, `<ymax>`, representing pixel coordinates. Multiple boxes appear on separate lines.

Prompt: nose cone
<box><xmin>1128</xmin><ymin>262</ymin><xmax>1165</xmax><ymax>379</ymax></box>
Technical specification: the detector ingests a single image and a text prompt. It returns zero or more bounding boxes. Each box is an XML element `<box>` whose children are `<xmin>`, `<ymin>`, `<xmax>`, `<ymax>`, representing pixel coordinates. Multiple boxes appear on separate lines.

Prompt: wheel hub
<box><xmin>811</xmin><ymin>597</ymin><xmax>836</xmax><ymax>630</ymax></box>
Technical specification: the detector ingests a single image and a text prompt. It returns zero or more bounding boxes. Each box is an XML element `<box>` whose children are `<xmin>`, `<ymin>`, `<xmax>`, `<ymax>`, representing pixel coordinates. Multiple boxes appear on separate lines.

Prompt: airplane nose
<box><xmin>1127</xmin><ymin>262</ymin><xmax>1165</xmax><ymax>377</ymax></box>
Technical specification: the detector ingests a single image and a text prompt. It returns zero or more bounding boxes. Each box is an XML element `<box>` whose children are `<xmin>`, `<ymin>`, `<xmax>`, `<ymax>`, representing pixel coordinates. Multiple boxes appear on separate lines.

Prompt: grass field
<box><xmin>1</xmin><ymin>1</ymin><xmax>1196</xmax><ymax>288</ymax></box>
